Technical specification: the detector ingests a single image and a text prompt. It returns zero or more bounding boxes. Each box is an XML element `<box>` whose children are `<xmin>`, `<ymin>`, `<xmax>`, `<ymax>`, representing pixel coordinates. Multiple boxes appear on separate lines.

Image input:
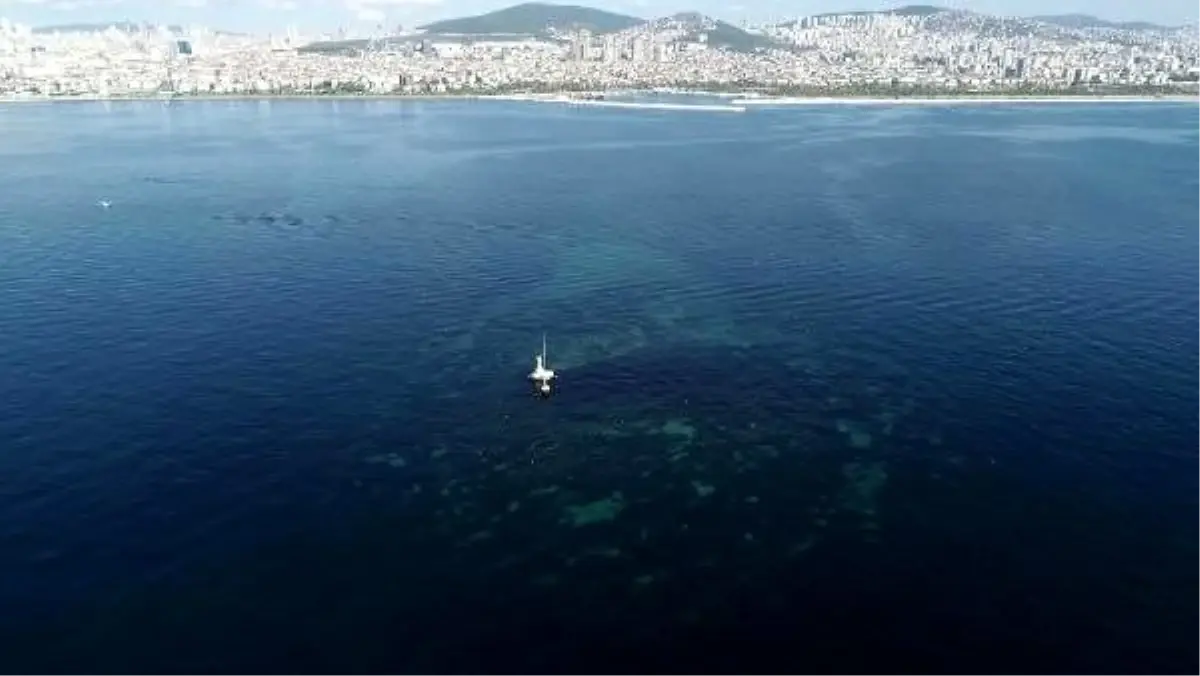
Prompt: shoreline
<box><xmin>730</xmin><ymin>94</ymin><xmax>1199</xmax><ymax>106</ymax></box>
<box><xmin>0</xmin><ymin>93</ymin><xmax>494</xmax><ymax>104</ymax></box>
<box><xmin>1</xmin><ymin>91</ymin><xmax>1195</xmax><ymax>107</ymax></box>
<box><xmin>491</xmin><ymin>93</ymin><xmax>746</xmax><ymax>112</ymax></box>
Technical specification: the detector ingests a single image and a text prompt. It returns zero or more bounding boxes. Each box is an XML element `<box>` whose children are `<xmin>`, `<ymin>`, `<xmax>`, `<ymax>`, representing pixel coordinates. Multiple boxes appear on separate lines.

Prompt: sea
<box><xmin>0</xmin><ymin>97</ymin><xmax>1196</xmax><ymax>674</ymax></box>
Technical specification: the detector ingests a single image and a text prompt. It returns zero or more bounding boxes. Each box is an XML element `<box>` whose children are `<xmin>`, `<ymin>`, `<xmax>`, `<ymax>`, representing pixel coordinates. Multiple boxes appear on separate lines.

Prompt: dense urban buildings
<box><xmin>0</xmin><ymin>5</ymin><xmax>1196</xmax><ymax>99</ymax></box>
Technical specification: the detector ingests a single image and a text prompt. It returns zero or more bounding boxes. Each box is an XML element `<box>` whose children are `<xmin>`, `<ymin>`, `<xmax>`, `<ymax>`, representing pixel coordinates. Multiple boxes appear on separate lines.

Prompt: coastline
<box><xmin>1</xmin><ymin>91</ymin><xmax>1195</xmax><ymax>107</ymax></box>
<box><xmin>491</xmin><ymin>93</ymin><xmax>746</xmax><ymax>112</ymax></box>
<box><xmin>730</xmin><ymin>94</ymin><xmax>1200</xmax><ymax>106</ymax></box>
<box><xmin>0</xmin><ymin>92</ymin><xmax>493</xmax><ymax>104</ymax></box>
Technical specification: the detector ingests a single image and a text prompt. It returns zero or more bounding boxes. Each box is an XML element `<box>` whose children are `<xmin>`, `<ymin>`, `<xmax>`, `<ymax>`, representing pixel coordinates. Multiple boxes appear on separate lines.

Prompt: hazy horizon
<box><xmin>0</xmin><ymin>0</ymin><xmax>1193</xmax><ymax>36</ymax></box>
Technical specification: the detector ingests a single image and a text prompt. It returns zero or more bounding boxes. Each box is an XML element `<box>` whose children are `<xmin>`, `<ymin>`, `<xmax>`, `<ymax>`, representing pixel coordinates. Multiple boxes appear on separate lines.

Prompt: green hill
<box><xmin>889</xmin><ymin>5</ymin><xmax>947</xmax><ymax>16</ymax></box>
<box><xmin>418</xmin><ymin>2</ymin><xmax>643</xmax><ymax>36</ymax></box>
<box><xmin>705</xmin><ymin>19</ymin><xmax>779</xmax><ymax>52</ymax></box>
<box><xmin>652</xmin><ymin>12</ymin><xmax>782</xmax><ymax>53</ymax></box>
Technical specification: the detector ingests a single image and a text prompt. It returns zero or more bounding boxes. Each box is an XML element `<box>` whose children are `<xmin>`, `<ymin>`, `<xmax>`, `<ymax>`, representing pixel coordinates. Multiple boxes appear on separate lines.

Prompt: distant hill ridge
<box><xmin>26</xmin><ymin>3</ymin><xmax>1177</xmax><ymax>40</ymax></box>
<box><xmin>1028</xmin><ymin>13</ymin><xmax>1170</xmax><ymax>31</ymax></box>
<box><xmin>415</xmin><ymin>3</ymin><xmax>1177</xmax><ymax>37</ymax></box>
<box><xmin>417</xmin><ymin>2</ymin><xmax>642</xmax><ymax>35</ymax></box>
<box><xmin>33</xmin><ymin>21</ymin><xmax>184</xmax><ymax>34</ymax></box>
<box><xmin>808</xmin><ymin>5</ymin><xmax>1174</xmax><ymax>29</ymax></box>
<box><xmin>414</xmin><ymin>2</ymin><xmax>781</xmax><ymax>53</ymax></box>
<box><xmin>812</xmin><ymin>4</ymin><xmax>947</xmax><ymax>18</ymax></box>
<box><xmin>30</xmin><ymin>20</ymin><xmax>249</xmax><ymax>36</ymax></box>
<box><xmin>646</xmin><ymin>11</ymin><xmax>779</xmax><ymax>52</ymax></box>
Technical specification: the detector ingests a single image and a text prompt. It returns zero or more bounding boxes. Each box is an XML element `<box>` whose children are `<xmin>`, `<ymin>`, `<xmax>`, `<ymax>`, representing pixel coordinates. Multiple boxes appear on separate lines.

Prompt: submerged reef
<box><xmin>350</xmin><ymin>333</ymin><xmax>960</xmax><ymax>616</ymax></box>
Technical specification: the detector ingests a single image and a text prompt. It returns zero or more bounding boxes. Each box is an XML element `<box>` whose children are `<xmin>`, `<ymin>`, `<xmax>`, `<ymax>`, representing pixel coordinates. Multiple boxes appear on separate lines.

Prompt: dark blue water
<box><xmin>0</xmin><ymin>99</ymin><xmax>1196</xmax><ymax>673</ymax></box>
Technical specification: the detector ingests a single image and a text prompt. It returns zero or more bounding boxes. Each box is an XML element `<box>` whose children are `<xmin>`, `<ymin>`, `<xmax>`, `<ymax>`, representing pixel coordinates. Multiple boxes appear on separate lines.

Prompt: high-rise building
<box><xmin>631</xmin><ymin>35</ymin><xmax>651</xmax><ymax>62</ymax></box>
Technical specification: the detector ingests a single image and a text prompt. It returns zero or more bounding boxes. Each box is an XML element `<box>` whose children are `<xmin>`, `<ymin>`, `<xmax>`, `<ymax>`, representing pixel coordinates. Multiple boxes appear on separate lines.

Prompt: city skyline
<box><xmin>0</xmin><ymin>0</ymin><xmax>1195</xmax><ymax>35</ymax></box>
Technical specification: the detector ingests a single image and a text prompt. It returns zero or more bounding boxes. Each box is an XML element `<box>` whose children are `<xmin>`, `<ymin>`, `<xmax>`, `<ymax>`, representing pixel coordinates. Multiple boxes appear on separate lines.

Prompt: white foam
<box><xmin>730</xmin><ymin>95</ymin><xmax>1199</xmax><ymax>107</ymax></box>
<box><xmin>499</xmin><ymin>94</ymin><xmax>745</xmax><ymax>113</ymax></box>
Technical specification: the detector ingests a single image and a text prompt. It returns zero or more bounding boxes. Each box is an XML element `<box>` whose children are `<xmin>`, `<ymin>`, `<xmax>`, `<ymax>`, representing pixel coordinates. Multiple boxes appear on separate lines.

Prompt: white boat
<box><xmin>528</xmin><ymin>333</ymin><xmax>556</xmax><ymax>397</ymax></box>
